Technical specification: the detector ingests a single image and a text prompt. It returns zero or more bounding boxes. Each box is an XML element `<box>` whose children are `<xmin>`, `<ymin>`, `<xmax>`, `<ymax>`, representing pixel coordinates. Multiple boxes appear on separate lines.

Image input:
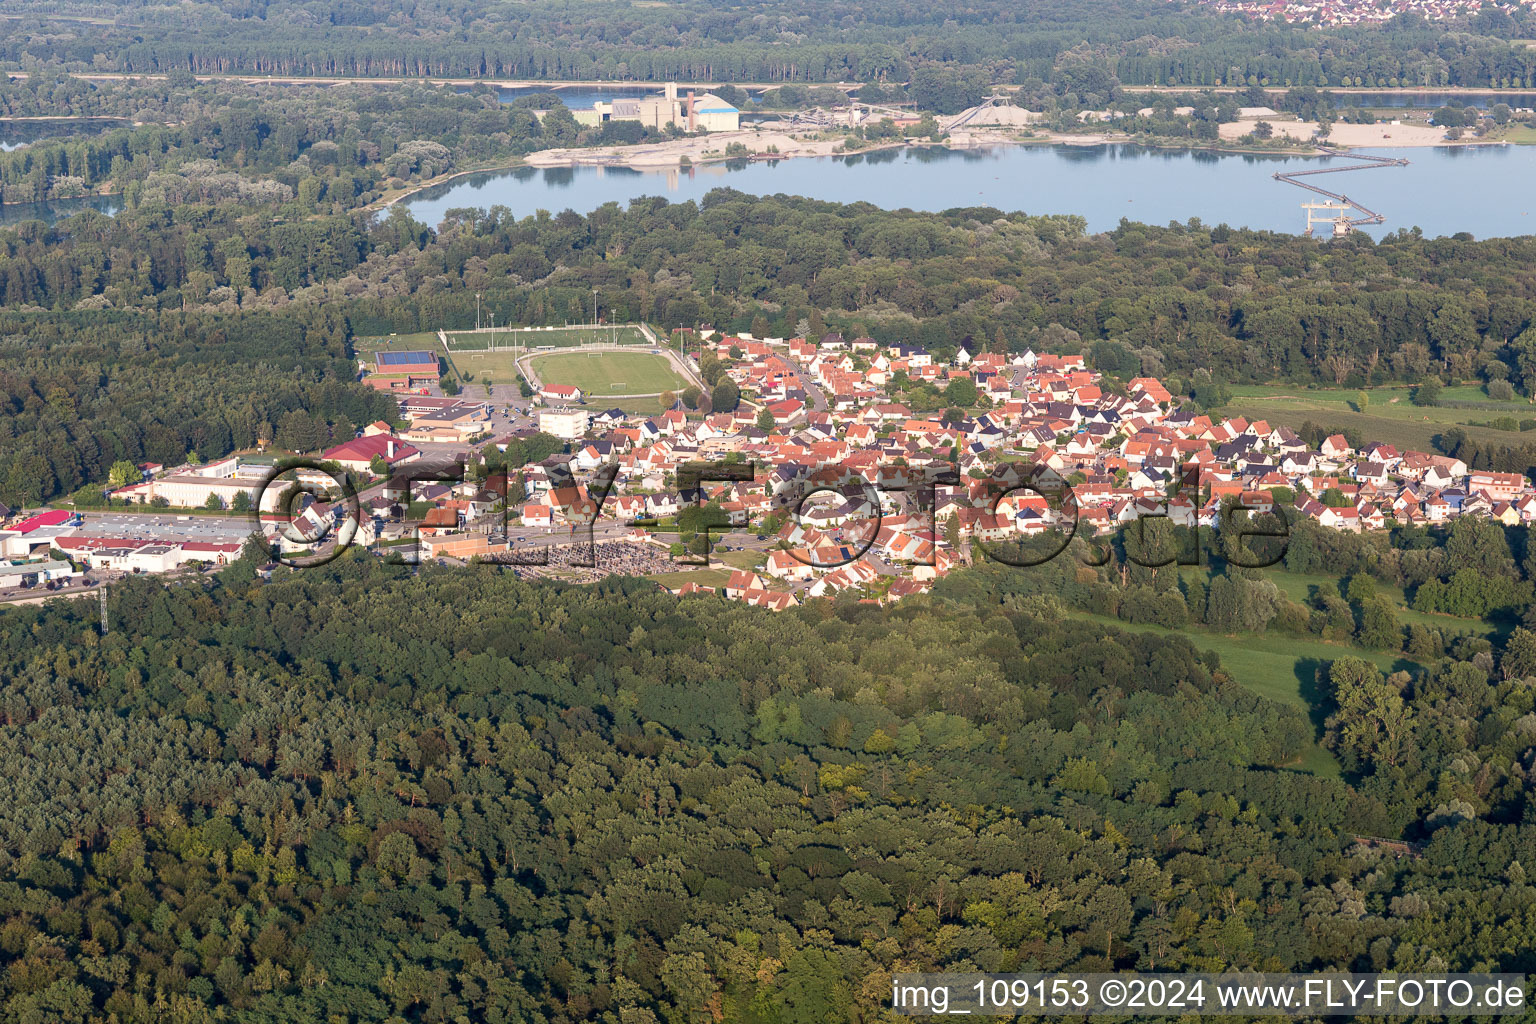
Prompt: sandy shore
<box><xmin>522</xmin><ymin>126</ymin><xmax>1104</xmax><ymax>170</ymax></box>
<box><xmin>525</xmin><ymin>119</ymin><xmax>1504</xmax><ymax>172</ymax></box>
<box><xmin>525</xmin><ymin>128</ymin><xmax>892</xmax><ymax>168</ymax></box>
<box><xmin>1218</xmin><ymin>119</ymin><xmax>1505</xmax><ymax>147</ymax></box>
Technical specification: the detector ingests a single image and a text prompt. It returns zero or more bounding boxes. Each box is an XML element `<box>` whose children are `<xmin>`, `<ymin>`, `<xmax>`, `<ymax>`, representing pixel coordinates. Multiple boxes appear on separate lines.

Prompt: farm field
<box><xmin>1224</xmin><ymin>382</ymin><xmax>1535</xmax><ymax>451</ymax></box>
<box><xmin>529</xmin><ymin>350</ymin><xmax>688</xmax><ymax>397</ymax></box>
<box><xmin>445</xmin><ymin>325</ymin><xmax>647</xmax><ymax>350</ymax></box>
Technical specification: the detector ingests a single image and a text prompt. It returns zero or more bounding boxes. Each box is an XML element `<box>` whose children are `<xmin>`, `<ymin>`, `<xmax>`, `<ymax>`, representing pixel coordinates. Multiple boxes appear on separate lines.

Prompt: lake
<box><xmin>1342</xmin><ymin>91</ymin><xmax>1536</xmax><ymax>109</ymax></box>
<box><xmin>0</xmin><ymin>117</ymin><xmax>129</xmax><ymax>152</ymax></box>
<box><xmin>396</xmin><ymin>142</ymin><xmax>1536</xmax><ymax>239</ymax></box>
<box><xmin>0</xmin><ymin>194</ymin><xmax>122</xmax><ymax>227</ymax></box>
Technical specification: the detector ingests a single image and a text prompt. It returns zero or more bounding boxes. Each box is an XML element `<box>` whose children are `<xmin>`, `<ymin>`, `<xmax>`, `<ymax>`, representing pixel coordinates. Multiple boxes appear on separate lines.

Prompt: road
<box><xmin>781</xmin><ymin>354</ymin><xmax>828</xmax><ymax>413</ymax></box>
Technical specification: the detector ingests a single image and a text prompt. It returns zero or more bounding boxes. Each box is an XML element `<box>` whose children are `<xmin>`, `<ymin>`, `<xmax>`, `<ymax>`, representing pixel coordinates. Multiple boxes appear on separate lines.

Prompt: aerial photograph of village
<box><xmin>3</xmin><ymin>0</ymin><xmax>1536</xmax><ymax>1020</ymax></box>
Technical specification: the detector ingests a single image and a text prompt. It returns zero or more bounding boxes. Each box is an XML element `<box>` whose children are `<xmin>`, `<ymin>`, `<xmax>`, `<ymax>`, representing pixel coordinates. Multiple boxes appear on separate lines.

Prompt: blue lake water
<box><xmin>396</xmin><ymin>142</ymin><xmax>1536</xmax><ymax>239</ymax></box>
<box><xmin>1343</xmin><ymin>91</ymin><xmax>1536</xmax><ymax>109</ymax></box>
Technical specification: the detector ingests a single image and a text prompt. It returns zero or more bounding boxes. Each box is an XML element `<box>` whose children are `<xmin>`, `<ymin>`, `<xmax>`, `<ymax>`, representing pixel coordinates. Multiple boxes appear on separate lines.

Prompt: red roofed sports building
<box><xmin>540</xmin><ymin>383</ymin><xmax>585</xmax><ymax>402</ymax></box>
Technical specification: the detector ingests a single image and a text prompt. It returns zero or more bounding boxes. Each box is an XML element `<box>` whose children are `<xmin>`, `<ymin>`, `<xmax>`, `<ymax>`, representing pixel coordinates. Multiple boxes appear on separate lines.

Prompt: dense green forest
<box><xmin>0</xmin><ymin>76</ymin><xmax>603</xmax><ymax>205</ymax></box>
<box><xmin>0</xmin><ymin>551</ymin><xmax>1531</xmax><ymax>1022</ymax></box>
<box><xmin>4</xmin><ymin>0</ymin><xmax>1536</xmax><ymax>89</ymax></box>
<box><xmin>0</xmin><ymin>308</ymin><xmax>394</xmax><ymax>506</ymax></box>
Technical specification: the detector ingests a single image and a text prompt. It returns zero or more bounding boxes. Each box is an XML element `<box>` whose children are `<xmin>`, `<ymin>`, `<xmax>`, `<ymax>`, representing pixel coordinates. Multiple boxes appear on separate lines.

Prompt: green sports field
<box><xmin>445</xmin><ymin>326</ymin><xmax>647</xmax><ymax>351</ymax></box>
<box><xmin>443</xmin><ymin>348</ymin><xmax>523</xmax><ymax>385</ymax></box>
<box><xmin>529</xmin><ymin>350</ymin><xmax>689</xmax><ymax>397</ymax></box>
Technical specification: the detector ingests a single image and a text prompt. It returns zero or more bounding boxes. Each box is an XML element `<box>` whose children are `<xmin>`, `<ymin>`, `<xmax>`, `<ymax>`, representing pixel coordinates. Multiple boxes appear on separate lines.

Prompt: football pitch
<box><xmin>529</xmin><ymin>350</ymin><xmax>689</xmax><ymax>397</ymax></box>
<box><xmin>445</xmin><ymin>325</ymin><xmax>647</xmax><ymax>351</ymax></box>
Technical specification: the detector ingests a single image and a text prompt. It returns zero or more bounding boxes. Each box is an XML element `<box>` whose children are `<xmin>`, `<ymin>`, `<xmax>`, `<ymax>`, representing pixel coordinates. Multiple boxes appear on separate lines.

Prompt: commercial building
<box><xmin>401</xmin><ymin>401</ymin><xmax>493</xmax><ymax>443</ymax></box>
<box><xmin>112</xmin><ymin>456</ymin><xmax>347</xmax><ymax>511</ymax></box>
<box><xmin>398</xmin><ymin>394</ymin><xmax>488</xmax><ymax>421</ymax></box>
<box><xmin>55</xmin><ymin>536</ymin><xmax>245</xmax><ymax>571</ymax></box>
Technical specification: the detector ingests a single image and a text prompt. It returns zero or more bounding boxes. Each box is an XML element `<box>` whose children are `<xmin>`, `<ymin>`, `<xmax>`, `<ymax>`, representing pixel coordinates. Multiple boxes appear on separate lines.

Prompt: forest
<box><xmin>3</xmin><ymin>0</ymin><xmax>1536</xmax><ymax>90</ymax></box>
<box><xmin>0</xmin><ymin>308</ymin><xmax>395</xmax><ymax>507</ymax></box>
<box><xmin>0</xmin><ymin>550</ymin><xmax>1531</xmax><ymax>1023</ymax></box>
<box><xmin>0</xmin><ymin>76</ymin><xmax>597</xmax><ymax>206</ymax></box>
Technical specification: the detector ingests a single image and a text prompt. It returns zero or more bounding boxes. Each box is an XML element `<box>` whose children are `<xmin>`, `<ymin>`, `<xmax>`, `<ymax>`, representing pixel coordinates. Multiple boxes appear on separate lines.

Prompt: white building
<box><xmin>539</xmin><ymin>408</ymin><xmax>591</xmax><ymax>441</ymax></box>
<box><xmin>580</xmin><ymin>83</ymin><xmax>740</xmax><ymax>132</ymax></box>
<box><xmin>116</xmin><ymin>457</ymin><xmax>341</xmax><ymax>511</ymax></box>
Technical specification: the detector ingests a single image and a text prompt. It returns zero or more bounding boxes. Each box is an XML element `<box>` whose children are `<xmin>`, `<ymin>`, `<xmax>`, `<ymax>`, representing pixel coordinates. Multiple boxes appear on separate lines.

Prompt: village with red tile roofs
<box><xmin>2</xmin><ymin>327</ymin><xmax>1532</xmax><ymax>607</ymax></box>
<box><xmin>1190</xmin><ymin>0</ymin><xmax>1533</xmax><ymax>26</ymax></box>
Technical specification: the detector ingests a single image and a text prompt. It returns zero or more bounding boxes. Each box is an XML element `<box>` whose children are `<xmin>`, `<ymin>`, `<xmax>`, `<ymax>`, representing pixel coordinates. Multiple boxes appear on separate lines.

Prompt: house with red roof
<box><xmin>322</xmin><ymin>435</ymin><xmax>422</xmax><ymax>474</ymax></box>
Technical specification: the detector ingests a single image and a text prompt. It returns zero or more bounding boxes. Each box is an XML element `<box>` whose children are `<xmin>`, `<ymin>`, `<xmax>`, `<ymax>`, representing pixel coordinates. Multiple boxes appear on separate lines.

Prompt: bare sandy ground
<box><xmin>521</xmin><ymin>126</ymin><xmax>1064</xmax><ymax>169</ymax></box>
<box><xmin>526</xmin><ymin>128</ymin><xmax>882</xmax><ymax>168</ymax></box>
<box><xmin>1218</xmin><ymin>119</ymin><xmax>1505</xmax><ymax>147</ymax></box>
<box><xmin>532</xmin><ymin>119</ymin><xmax>1505</xmax><ymax>173</ymax></box>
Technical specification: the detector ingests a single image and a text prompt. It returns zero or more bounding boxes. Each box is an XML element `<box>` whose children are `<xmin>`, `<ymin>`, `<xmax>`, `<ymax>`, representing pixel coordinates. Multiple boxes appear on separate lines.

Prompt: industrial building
<box><xmin>0</xmin><ymin>559</ymin><xmax>77</xmax><ymax>587</ymax></box>
<box><xmin>580</xmin><ymin>83</ymin><xmax>740</xmax><ymax>133</ymax></box>
<box><xmin>0</xmin><ymin>509</ymin><xmax>79</xmax><ymax>559</ymax></box>
<box><xmin>113</xmin><ymin>456</ymin><xmax>346</xmax><ymax>510</ymax></box>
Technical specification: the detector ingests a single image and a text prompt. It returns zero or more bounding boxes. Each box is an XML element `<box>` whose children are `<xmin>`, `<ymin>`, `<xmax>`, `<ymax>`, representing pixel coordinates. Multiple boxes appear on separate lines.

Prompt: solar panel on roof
<box><xmin>376</xmin><ymin>350</ymin><xmax>436</xmax><ymax>366</ymax></box>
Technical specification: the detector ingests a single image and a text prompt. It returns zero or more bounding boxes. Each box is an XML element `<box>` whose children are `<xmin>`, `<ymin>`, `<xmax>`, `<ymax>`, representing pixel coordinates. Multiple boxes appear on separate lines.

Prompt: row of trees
<box><xmin>5</xmin><ymin>0</ymin><xmax>1536</xmax><ymax>89</ymax></box>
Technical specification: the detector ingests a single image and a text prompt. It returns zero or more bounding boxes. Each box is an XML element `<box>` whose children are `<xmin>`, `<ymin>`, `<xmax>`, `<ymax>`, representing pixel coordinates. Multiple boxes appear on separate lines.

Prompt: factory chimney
<box><xmin>687</xmin><ymin>90</ymin><xmax>696</xmax><ymax>132</ymax></box>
